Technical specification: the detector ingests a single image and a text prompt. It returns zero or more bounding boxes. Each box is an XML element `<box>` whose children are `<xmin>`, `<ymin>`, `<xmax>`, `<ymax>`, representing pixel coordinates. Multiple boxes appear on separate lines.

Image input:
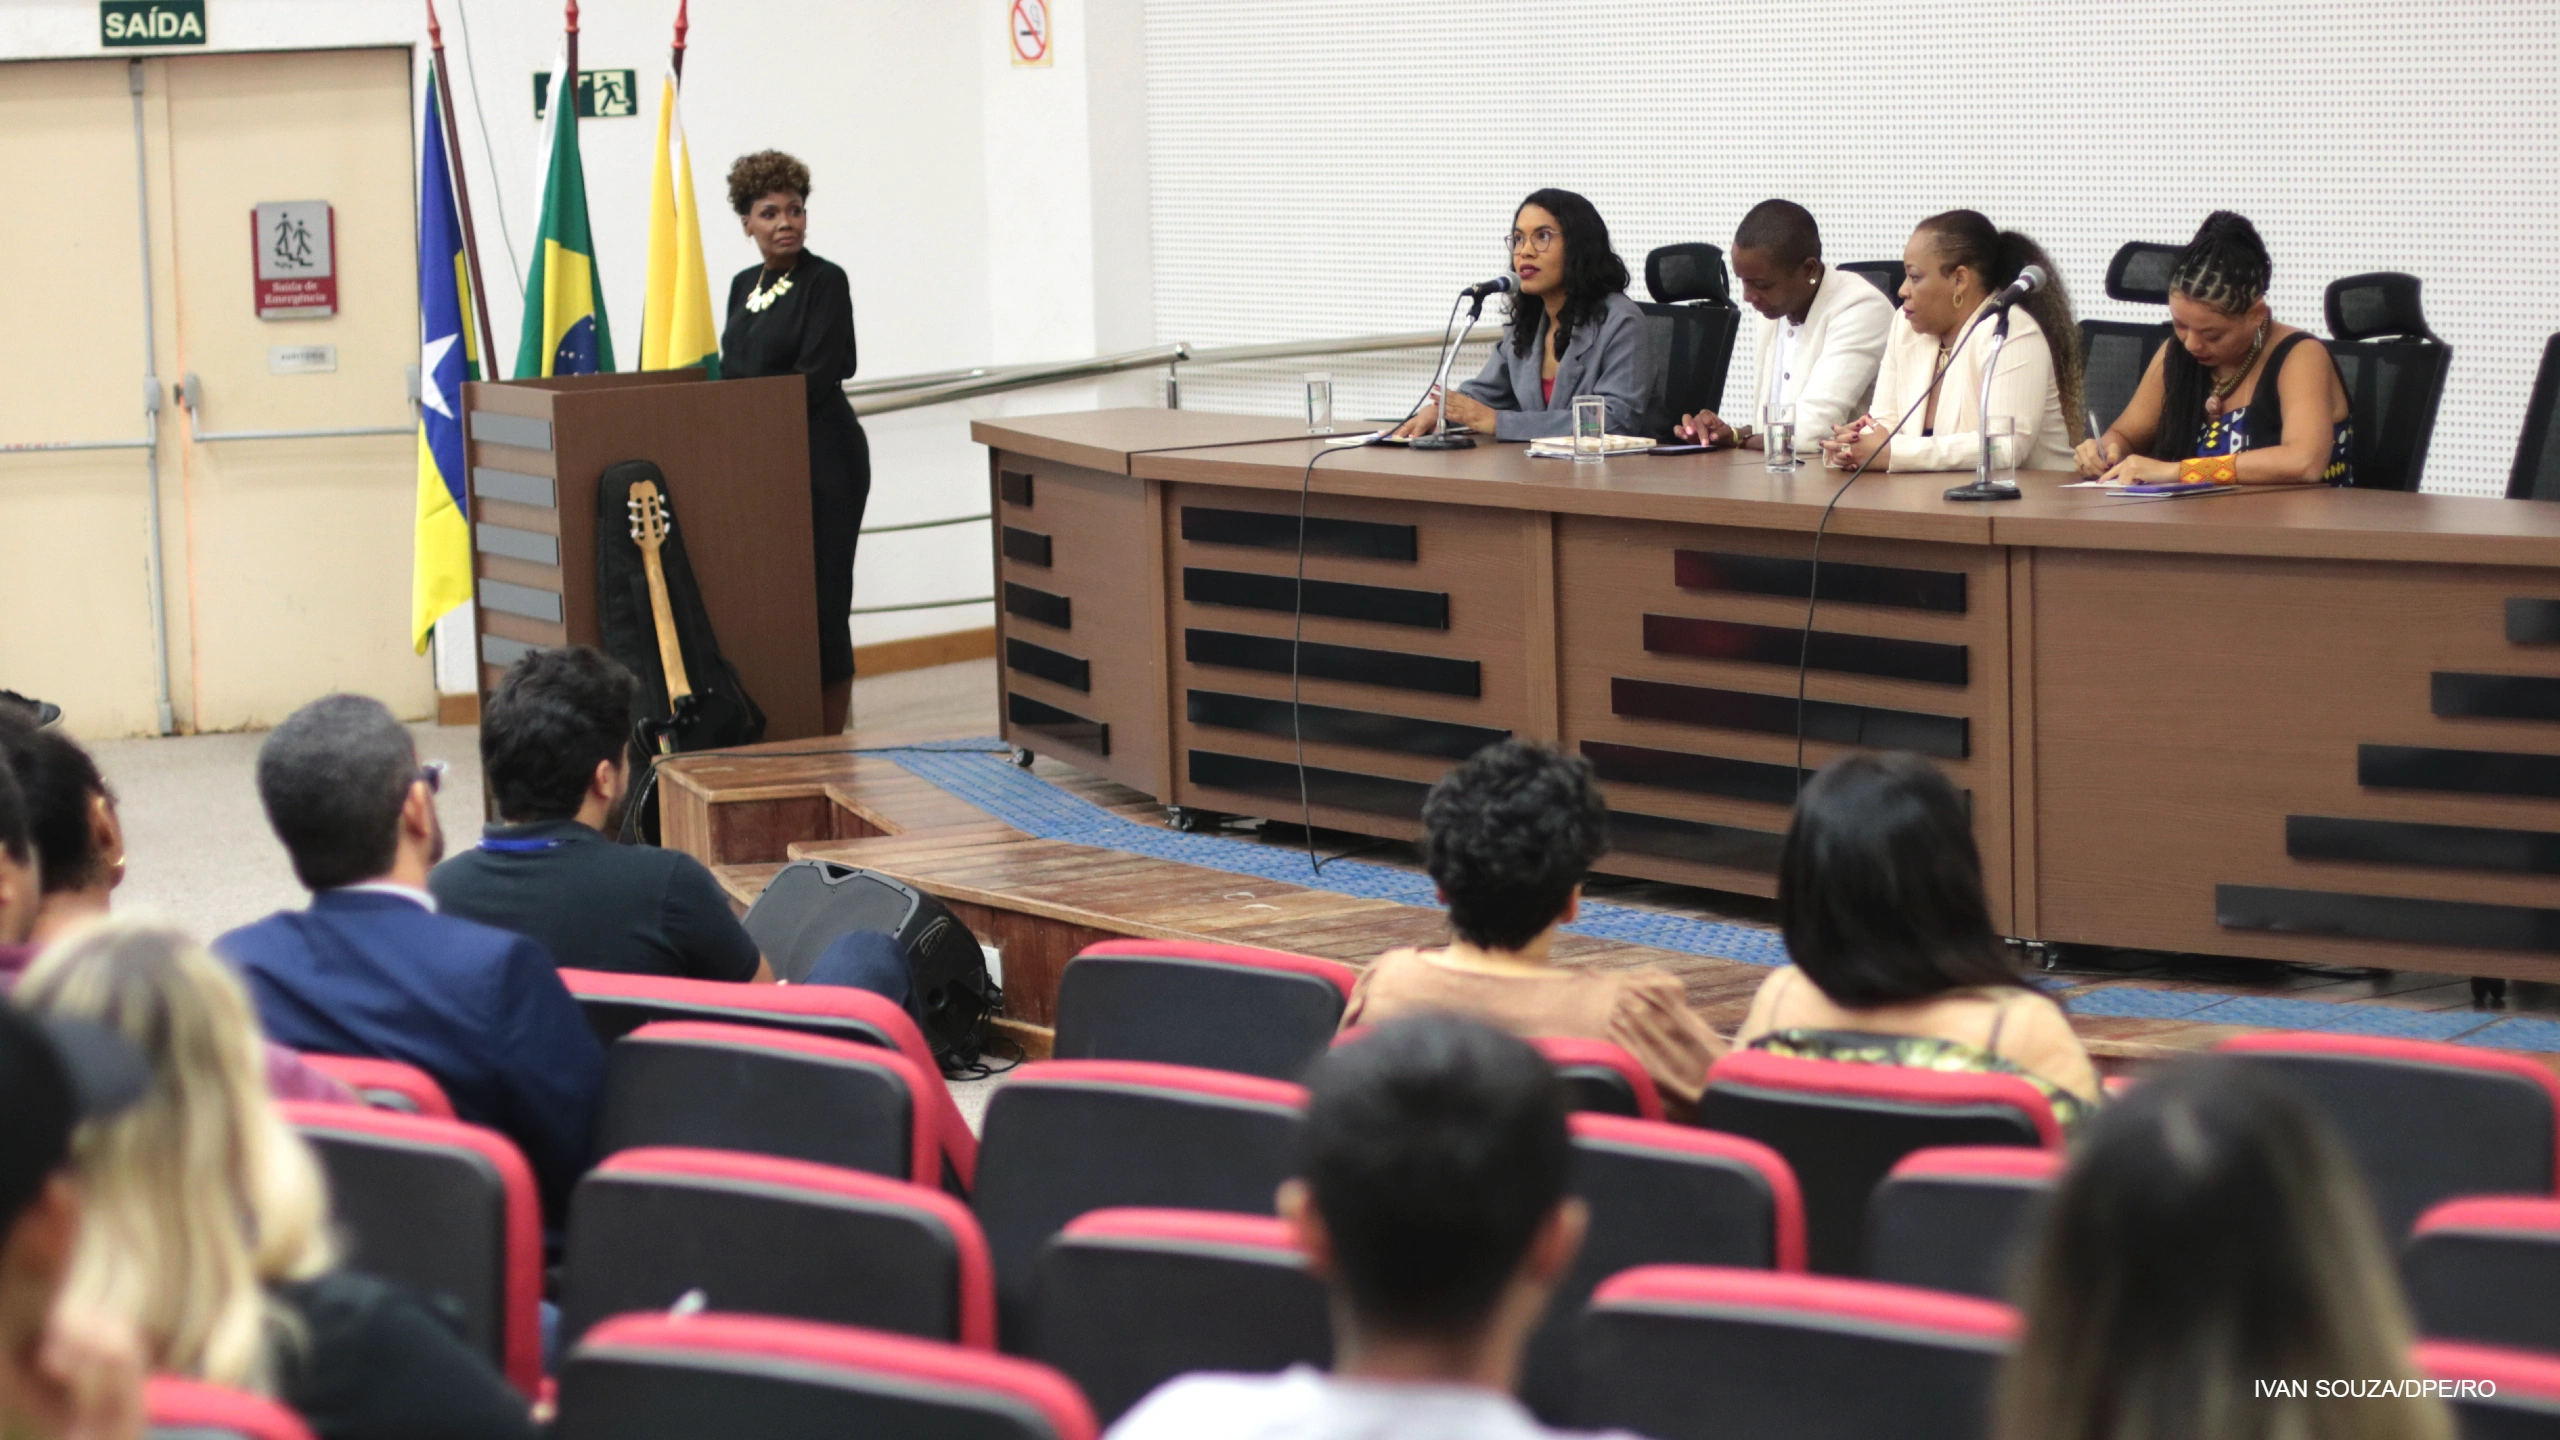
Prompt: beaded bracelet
<box><xmin>2180</xmin><ymin>455</ymin><xmax>2239</xmax><ymax>485</ymax></box>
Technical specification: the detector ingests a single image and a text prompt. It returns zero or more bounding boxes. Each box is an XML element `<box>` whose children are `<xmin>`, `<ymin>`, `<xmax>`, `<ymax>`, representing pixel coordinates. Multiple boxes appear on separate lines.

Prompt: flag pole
<box><xmin>426</xmin><ymin>0</ymin><xmax>500</xmax><ymax>381</ymax></box>
<box><xmin>564</xmin><ymin>0</ymin><xmax>579</xmax><ymax>103</ymax></box>
<box><xmin>671</xmin><ymin>0</ymin><xmax>688</xmax><ymax>81</ymax></box>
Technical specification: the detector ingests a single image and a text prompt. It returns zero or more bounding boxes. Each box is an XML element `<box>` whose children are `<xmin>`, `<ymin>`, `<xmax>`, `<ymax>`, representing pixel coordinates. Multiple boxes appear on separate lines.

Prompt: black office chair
<box><xmin>1640</xmin><ymin>243</ymin><xmax>1742</xmax><ymax>437</ymax></box>
<box><xmin>2326</xmin><ymin>271</ymin><xmax>2451</xmax><ymax>491</ymax></box>
<box><xmin>1837</xmin><ymin>261</ymin><xmax>1902</xmax><ymax>303</ymax></box>
<box><xmin>2077</xmin><ymin>241</ymin><xmax>2182</xmax><ymax>432</ymax></box>
<box><xmin>2506</xmin><ymin>332</ymin><xmax>2560</xmax><ymax>500</ymax></box>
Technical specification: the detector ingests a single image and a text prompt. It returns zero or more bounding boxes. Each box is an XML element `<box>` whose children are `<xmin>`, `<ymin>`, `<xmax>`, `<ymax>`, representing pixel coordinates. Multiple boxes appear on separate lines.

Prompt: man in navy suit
<box><xmin>217</xmin><ymin>694</ymin><xmax>604</xmax><ymax>1220</ymax></box>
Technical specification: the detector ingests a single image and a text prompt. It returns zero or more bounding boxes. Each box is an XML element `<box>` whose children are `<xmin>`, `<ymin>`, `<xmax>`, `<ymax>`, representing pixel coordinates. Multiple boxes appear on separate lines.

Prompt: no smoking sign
<box><xmin>1009</xmin><ymin>0</ymin><xmax>1052</xmax><ymax>66</ymax></box>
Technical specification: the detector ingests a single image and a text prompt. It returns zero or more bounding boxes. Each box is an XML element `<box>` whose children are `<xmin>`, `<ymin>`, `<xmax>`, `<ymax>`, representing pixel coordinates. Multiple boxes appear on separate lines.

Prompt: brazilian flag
<box><xmin>515</xmin><ymin>50</ymin><xmax>614</xmax><ymax>377</ymax></box>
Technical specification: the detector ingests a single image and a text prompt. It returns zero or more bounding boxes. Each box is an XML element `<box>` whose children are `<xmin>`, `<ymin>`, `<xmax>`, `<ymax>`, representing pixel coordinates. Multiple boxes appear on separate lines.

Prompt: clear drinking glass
<box><xmin>1764</xmin><ymin>402</ymin><xmax>1800</xmax><ymax>472</ymax></box>
<box><xmin>1572</xmin><ymin>395</ymin><xmax>1607</xmax><ymax>462</ymax></box>
<box><xmin>1304</xmin><ymin>373</ymin><xmax>1334</xmax><ymax>434</ymax></box>
<box><xmin>1983</xmin><ymin>415</ymin><xmax>2022</xmax><ymax>489</ymax></box>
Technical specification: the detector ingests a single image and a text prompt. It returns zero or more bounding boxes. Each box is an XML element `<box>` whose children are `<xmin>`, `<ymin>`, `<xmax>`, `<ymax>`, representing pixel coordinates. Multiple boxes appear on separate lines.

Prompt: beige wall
<box><xmin>0</xmin><ymin>48</ymin><xmax>427</xmax><ymax>739</ymax></box>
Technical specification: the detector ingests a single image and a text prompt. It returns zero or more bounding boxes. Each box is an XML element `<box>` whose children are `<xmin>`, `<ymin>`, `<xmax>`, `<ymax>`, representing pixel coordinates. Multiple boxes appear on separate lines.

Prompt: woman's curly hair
<box><xmin>727</xmin><ymin>150</ymin><xmax>810</xmax><ymax>216</ymax></box>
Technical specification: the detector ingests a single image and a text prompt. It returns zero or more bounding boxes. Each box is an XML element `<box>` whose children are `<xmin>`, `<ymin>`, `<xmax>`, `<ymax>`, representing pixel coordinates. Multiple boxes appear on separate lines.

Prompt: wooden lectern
<box><xmin>459</xmin><ymin>372</ymin><xmax>824</xmax><ymax>740</ymax></box>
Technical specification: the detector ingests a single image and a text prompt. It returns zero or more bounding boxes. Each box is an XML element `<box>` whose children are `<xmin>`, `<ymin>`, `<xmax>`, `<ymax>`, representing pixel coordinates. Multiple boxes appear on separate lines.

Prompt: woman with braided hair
<box><xmin>2077</xmin><ymin>212</ymin><xmax>2352</xmax><ymax>486</ymax></box>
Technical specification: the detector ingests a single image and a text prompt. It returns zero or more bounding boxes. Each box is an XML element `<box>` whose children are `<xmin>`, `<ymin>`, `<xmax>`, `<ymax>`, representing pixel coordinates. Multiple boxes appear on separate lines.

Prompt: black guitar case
<box><xmin>596</xmin><ymin>459</ymin><xmax>766</xmax><ymax>841</ymax></box>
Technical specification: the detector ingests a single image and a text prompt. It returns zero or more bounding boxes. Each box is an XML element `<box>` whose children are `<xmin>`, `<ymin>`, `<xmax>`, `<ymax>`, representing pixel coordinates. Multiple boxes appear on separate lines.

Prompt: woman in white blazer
<box><xmin>1823</xmin><ymin>210</ymin><xmax>2084</xmax><ymax>475</ymax></box>
<box><xmin>1676</xmin><ymin>199</ymin><xmax>1894</xmax><ymax>454</ymax></box>
<box><xmin>1392</xmin><ymin>188</ymin><xmax>1658</xmax><ymax>442</ymax></box>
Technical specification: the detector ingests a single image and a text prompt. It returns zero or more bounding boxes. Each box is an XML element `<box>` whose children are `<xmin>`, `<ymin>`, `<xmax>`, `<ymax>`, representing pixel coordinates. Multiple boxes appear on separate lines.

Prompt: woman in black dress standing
<box><xmin>723</xmin><ymin>150</ymin><xmax>865</xmax><ymax>734</ymax></box>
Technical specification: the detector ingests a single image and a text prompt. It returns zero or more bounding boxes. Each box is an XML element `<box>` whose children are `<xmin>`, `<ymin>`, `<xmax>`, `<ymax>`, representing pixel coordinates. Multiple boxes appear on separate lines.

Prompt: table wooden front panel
<box><xmin>2028</xmin><ymin>548</ymin><xmax>2560</xmax><ymax>977</ymax></box>
<box><xmin>992</xmin><ymin>451</ymin><xmax>1165</xmax><ymax>796</ymax></box>
<box><xmin>1557</xmin><ymin>515</ymin><xmax>2013</xmax><ymax>921</ymax></box>
<box><xmin>1163</xmin><ymin>481</ymin><xmax>1544</xmax><ymax>837</ymax></box>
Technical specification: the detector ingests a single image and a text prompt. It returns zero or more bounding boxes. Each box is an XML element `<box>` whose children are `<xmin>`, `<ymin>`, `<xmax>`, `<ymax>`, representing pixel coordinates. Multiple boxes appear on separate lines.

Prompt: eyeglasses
<box><xmin>414</xmin><ymin>761</ymin><xmax>447</xmax><ymax>795</ymax></box>
<box><xmin>1506</xmin><ymin>227</ymin><xmax>1561</xmax><ymax>254</ymax></box>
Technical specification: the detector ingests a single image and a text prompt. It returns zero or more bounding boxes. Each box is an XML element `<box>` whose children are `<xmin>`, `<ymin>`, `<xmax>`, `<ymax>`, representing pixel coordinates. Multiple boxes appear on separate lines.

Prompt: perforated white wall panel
<box><xmin>1145</xmin><ymin>0</ymin><xmax>2560</xmax><ymax>495</ymax></box>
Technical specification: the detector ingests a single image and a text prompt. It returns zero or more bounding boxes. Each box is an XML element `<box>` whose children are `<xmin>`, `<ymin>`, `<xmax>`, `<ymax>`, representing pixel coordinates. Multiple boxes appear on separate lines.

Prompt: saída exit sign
<box><xmin>101</xmin><ymin>0</ymin><xmax>206</xmax><ymax>46</ymax></box>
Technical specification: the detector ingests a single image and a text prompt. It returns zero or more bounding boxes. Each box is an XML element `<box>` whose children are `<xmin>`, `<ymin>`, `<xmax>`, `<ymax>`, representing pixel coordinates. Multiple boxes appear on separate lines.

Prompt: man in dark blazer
<box><xmin>217</xmin><ymin>695</ymin><xmax>604</xmax><ymax>1220</ymax></box>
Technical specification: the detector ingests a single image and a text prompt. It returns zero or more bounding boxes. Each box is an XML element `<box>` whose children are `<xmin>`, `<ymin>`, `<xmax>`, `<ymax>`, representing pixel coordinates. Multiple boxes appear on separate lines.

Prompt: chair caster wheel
<box><xmin>1010</xmin><ymin>747</ymin><xmax>1036</xmax><ymax>768</ymax></box>
<box><xmin>2472</xmin><ymin>976</ymin><xmax>2509</xmax><ymax>1006</ymax></box>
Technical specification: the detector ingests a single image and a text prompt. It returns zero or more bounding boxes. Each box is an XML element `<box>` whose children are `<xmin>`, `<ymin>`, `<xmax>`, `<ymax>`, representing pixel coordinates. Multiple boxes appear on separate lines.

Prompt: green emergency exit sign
<box><xmin>101</xmin><ymin>0</ymin><xmax>206</xmax><ymax>46</ymax></box>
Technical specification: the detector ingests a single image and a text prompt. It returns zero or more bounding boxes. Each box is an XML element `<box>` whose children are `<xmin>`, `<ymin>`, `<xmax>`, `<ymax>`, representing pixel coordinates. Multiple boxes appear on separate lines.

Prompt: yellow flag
<box><xmin>640</xmin><ymin>70</ymin><xmax>719</xmax><ymax>375</ymax></box>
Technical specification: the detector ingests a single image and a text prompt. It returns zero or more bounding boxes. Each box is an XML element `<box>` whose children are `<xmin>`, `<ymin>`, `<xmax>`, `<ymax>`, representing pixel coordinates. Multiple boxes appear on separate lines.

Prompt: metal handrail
<box><xmin>843</xmin><ymin>327</ymin><xmax>1470</xmax><ymax>417</ymax></box>
<box><xmin>852</xmin><ymin>343</ymin><xmax>1189</xmax><ymax>418</ymax></box>
<box><xmin>177</xmin><ymin>373</ymin><xmax>410</xmax><ymax>444</ymax></box>
<box><xmin>0</xmin><ymin>435</ymin><xmax>156</xmax><ymax>454</ymax></box>
<box><xmin>862</xmin><ymin>512</ymin><xmax>991</xmax><ymax>536</ymax></box>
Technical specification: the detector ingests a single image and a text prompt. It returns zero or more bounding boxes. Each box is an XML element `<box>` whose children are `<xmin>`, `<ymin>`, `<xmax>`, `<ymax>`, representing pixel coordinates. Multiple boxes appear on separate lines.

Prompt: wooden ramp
<box><xmin>653</xmin><ymin>730</ymin><xmax>2560</xmax><ymax>1069</ymax></box>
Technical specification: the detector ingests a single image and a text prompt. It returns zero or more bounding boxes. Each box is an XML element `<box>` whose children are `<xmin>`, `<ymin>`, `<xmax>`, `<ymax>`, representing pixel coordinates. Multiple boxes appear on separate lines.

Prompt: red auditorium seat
<box><xmin>1694</xmin><ymin>1049</ymin><xmax>2061</xmax><ymax>1274</ymax></box>
<box><xmin>1523</xmin><ymin>1115</ymin><xmax>1804</xmax><ymax>1421</ymax></box>
<box><xmin>280</xmin><ymin>1103</ymin><xmax>542</xmax><ymax>1396</ymax></box>
<box><xmin>296</xmin><ymin>1054</ymin><xmax>455</xmax><ymax>1118</ymax></box>
<box><xmin>1575</xmin><ymin>1266</ymin><xmax>2016</xmax><ymax>1440</ymax></box>
<box><xmin>591</xmin><ymin>1021</ymin><xmax>943</xmax><ymax>1188</ymax></box>
<box><xmin>556</xmin><ymin>1313</ymin><xmax>1096</xmax><ymax>1440</ymax></box>
<box><xmin>2406</xmin><ymin>1196</ymin><xmax>2560</xmax><ymax>1355</ymax></box>
<box><xmin>1866</xmin><ymin>1146</ymin><xmax>2063</xmax><ymax>1301</ymax></box>
<box><xmin>972</xmin><ymin>1060</ymin><xmax>1305</xmax><ymax>1350</ymax></box>
<box><xmin>1030</xmin><ymin>1207</ymin><xmax>1330</xmax><ymax>1425</ymax></box>
<box><xmin>145</xmin><ymin>1376</ymin><xmax>318</xmax><ymax>1440</ymax></box>
<box><xmin>559</xmin><ymin>967</ymin><xmax>977</xmax><ymax>1189</ymax></box>
<box><xmin>559</xmin><ymin>1146</ymin><xmax>996</xmax><ymax>1352</ymax></box>
<box><xmin>2418</xmin><ymin>1340</ymin><xmax>2560</xmax><ymax>1440</ymax></box>
<box><xmin>1051</xmin><ymin>939</ymin><xmax>1358</xmax><ymax>1082</ymax></box>
<box><xmin>2217</xmin><ymin>1033</ymin><xmax>2560</xmax><ymax>1238</ymax></box>
<box><xmin>1531</xmin><ymin>1036</ymin><xmax>1664</xmax><ymax>1120</ymax></box>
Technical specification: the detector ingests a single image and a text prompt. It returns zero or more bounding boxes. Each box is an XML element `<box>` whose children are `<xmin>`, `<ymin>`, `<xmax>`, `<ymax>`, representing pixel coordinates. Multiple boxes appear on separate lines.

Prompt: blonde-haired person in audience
<box><xmin>1343</xmin><ymin>741</ymin><xmax>1726</xmax><ymax>1120</ymax></box>
<box><xmin>1735</xmin><ymin>753</ymin><xmax>2099</xmax><ymax>1127</ymax></box>
<box><xmin>1998</xmin><ymin>1055</ymin><xmax>2452</xmax><ymax>1440</ymax></box>
<box><xmin>18</xmin><ymin>921</ymin><xmax>535</xmax><ymax>1440</ymax></box>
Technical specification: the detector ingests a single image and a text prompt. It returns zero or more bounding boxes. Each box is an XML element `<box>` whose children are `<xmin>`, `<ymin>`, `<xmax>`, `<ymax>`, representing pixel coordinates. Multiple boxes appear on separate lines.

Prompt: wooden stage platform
<box><xmin>661</xmin><ymin>725</ymin><xmax>2560</xmax><ymax>1074</ymax></box>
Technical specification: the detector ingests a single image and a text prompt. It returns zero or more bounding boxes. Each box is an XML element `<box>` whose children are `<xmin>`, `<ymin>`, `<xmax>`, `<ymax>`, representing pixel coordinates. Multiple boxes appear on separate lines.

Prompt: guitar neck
<box><xmin>638</xmin><ymin>547</ymin><xmax>695</xmax><ymax>704</ymax></box>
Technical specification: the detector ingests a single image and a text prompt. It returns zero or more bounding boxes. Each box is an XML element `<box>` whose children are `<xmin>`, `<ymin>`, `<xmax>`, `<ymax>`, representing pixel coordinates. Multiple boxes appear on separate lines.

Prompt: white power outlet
<box><xmin>980</xmin><ymin>942</ymin><xmax>1005</xmax><ymax>988</ymax></box>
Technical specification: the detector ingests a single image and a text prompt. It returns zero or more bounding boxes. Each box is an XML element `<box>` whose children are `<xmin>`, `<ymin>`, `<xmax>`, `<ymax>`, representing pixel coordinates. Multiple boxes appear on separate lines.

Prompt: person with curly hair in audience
<box><xmin>1998</xmin><ymin>1055</ymin><xmax>2450</xmax><ymax>1440</ymax></box>
<box><xmin>1736</xmin><ymin>751</ymin><xmax>2100</xmax><ymax>1127</ymax></box>
<box><xmin>1343</xmin><ymin>740</ymin><xmax>1726</xmax><ymax>1119</ymax></box>
<box><xmin>19</xmin><ymin>921</ymin><xmax>537</xmax><ymax>1440</ymax></box>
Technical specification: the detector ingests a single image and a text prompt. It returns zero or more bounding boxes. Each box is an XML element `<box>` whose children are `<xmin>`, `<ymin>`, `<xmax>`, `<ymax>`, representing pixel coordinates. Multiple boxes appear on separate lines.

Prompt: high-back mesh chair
<box><xmin>2217</xmin><ymin>1033</ymin><xmax>2560</xmax><ymax>1240</ymax></box>
<box><xmin>2404</xmin><ymin>1196</ymin><xmax>2560</xmax><ymax>1355</ymax></box>
<box><xmin>591</xmin><ymin>1021</ymin><xmax>943</xmax><ymax>1187</ymax></box>
<box><xmin>1694</xmin><ymin>1050</ymin><xmax>2061</xmax><ymax>1275</ymax></box>
<box><xmin>1030</xmin><ymin>1208</ymin><xmax>1331</xmax><ymax>1426</ymax></box>
<box><xmin>1574</xmin><ymin>1266</ymin><xmax>2016</xmax><ymax>1440</ymax></box>
<box><xmin>556</xmin><ymin>1313</ymin><xmax>1098</xmax><ymax>1440</ymax></box>
<box><xmin>971</xmin><ymin>1060</ymin><xmax>1305</xmax><ymax>1350</ymax></box>
<box><xmin>2418</xmin><ymin>1341</ymin><xmax>2560</xmax><ymax>1440</ymax></box>
<box><xmin>145</xmin><ymin>1377</ymin><xmax>321</xmax><ymax>1440</ymax></box>
<box><xmin>281</xmin><ymin>1103</ymin><xmax>544</xmax><ymax>1396</ymax></box>
<box><xmin>559</xmin><ymin>1146</ymin><xmax>997</xmax><ymax>1352</ymax></box>
<box><xmin>2325</xmin><ymin>271</ymin><xmax>2452</xmax><ymax>491</ymax></box>
<box><xmin>1866</xmin><ymin>1146</ymin><xmax>2062</xmax><ymax>1301</ymax></box>
<box><xmin>2507</xmin><ymin>333</ymin><xmax>2560</xmax><ymax>500</ymax></box>
<box><xmin>1525</xmin><ymin>1115</ymin><xmax>1805</xmax><ymax>1423</ymax></box>
<box><xmin>1838</xmin><ymin>262</ymin><xmax>1903</xmax><ymax>304</ymax></box>
<box><xmin>1050</xmin><ymin>940</ymin><xmax>1357</xmax><ymax>1082</ymax></box>
<box><xmin>561</xmin><ymin>969</ymin><xmax>977</xmax><ymax>1189</ymax></box>
<box><xmin>2078</xmin><ymin>241</ymin><xmax>2182</xmax><ymax>432</ymax></box>
<box><xmin>1640</xmin><ymin>243</ymin><xmax>1742</xmax><ymax>436</ymax></box>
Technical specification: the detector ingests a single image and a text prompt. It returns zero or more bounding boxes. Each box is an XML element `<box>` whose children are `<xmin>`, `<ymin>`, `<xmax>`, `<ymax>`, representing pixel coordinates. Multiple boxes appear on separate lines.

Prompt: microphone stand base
<box><xmin>1944</xmin><ymin>481</ymin><xmax>2022</xmax><ymax>502</ymax></box>
<box><xmin>1408</xmin><ymin>432</ymin><xmax>1476</xmax><ymax>450</ymax></box>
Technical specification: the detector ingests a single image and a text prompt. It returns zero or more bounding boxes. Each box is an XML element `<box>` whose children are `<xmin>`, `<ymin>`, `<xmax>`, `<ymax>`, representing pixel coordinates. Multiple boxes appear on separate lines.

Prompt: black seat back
<box><xmin>592</xmin><ymin>1022</ymin><xmax>921</xmax><ymax>1183</ymax></box>
<box><xmin>2507</xmin><ymin>333</ymin><xmax>2560</xmax><ymax>500</ymax></box>
<box><xmin>1030</xmin><ymin>1209</ymin><xmax>1329</xmax><ymax>1425</ymax></box>
<box><xmin>1838</xmin><ymin>261</ymin><xmax>1902</xmax><ymax>303</ymax></box>
<box><xmin>2403</xmin><ymin>1199</ymin><xmax>2560</xmax><ymax>1354</ymax></box>
<box><xmin>1050</xmin><ymin>946</ymin><xmax>1351</xmax><ymax>1083</ymax></box>
<box><xmin>2325</xmin><ymin>272</ymin><xmax>2451</xmax><ymax>491</ymax></box>
<box><xmin>971</xmin><ymin>1061</ymin><xmax>1304</xmax><ymax>1350</ymax></box>
<box><xmin>1865</xmin><ymin>1147</ymin><xmax>2060</xmax><ymax>1301</ymax></box>
<box><xmin>1643</xmin><ymin>243</ymin><xmax>1742</xmax><ymax>435</ymax></box>
<box><xmin>2079</xmin><ymin>321</ymin><xmax>2173</xmax><ymax>431</ymax></box>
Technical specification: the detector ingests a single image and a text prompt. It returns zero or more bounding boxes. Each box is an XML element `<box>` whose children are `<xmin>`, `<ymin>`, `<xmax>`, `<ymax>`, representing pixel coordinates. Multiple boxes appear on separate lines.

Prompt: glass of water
<box><xmin>1304</xmin><ymin>373</ymin><xmax>1334</xmax><ymax>434</ymax></box>
<box><xmin>1983</xmin><ymin>415</ymin><xmax>2022</xmax><ymax>489</ymax></box>
<box><xmin>1572</xmin><ymin>395</ymin><xmax>1607</xmax><ymax>462</ymax></box>
<box><xmin>1764</xmin><ymin>402</ymin><xmax>1800</xmax><ymax>472</ymax></box>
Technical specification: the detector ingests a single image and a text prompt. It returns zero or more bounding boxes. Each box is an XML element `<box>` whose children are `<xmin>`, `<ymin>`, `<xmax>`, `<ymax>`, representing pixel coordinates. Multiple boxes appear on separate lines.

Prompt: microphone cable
<box><xmin>1791</xmin><ymin>304</ymin><xmax>1999</xmax><ymax>780</ymax></box>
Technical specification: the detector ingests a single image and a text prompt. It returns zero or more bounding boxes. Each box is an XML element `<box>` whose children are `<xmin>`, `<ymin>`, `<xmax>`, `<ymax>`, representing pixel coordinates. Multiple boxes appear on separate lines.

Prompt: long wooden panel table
<box><xmin>975</xmin><ymin>408</ymin><xmax>2560</xmax><ymax>981</ymax></box>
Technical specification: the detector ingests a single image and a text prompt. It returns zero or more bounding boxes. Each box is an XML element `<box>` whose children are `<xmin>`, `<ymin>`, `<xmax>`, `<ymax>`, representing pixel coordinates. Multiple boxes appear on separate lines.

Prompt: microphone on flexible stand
<box><xmin>1944</xmin><ymin>265</ymin><xmax>2048</xmax><ymax>502</ymax></box>
<box><xmin>1411</xmin><ymin>274</ymin><xmax>1518</xmax><ymax>451</ymax></box>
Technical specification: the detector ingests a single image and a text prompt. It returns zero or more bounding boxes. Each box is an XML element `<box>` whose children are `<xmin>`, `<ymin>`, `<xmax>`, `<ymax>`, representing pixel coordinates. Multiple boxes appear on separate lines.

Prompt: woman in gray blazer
<box><xmin>1393</xmin><ymin>188</ymin><xmax>1658</xmax><ymax>442</ymax></box>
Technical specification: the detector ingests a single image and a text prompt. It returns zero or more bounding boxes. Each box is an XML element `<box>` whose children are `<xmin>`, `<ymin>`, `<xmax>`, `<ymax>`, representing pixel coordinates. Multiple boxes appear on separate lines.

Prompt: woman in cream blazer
<box><xmin>1824</xmin><ymin>210</ymin><xmax>2083</xmax><ymax>475</ymax></box>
